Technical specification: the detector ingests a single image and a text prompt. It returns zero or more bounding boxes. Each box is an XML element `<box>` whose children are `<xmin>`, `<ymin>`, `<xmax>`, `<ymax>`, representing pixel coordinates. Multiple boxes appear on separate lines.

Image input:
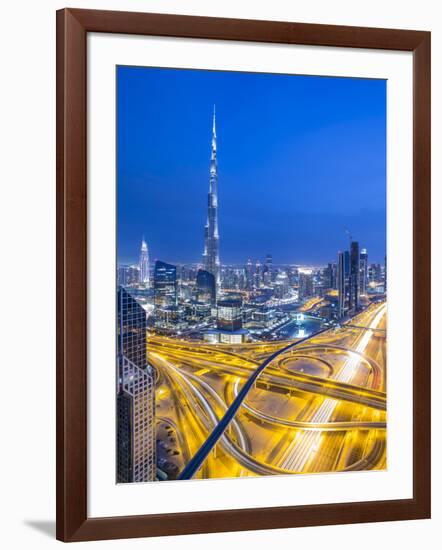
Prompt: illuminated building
<box><xmin>217</xmin><ymin>299</ymin><xmax>243</xmax><ymax>331</ymax></box>
<box><xmin>117</xmin><ymin>264</ymin><xmax>140</xmax><ymax>287</ymax></box>
<box><xmin>324</xmin><ymin>262</ymin><xmax>337</xmax><ymax>289</ymax></box>
<box><xmin>254</xmin><ymin>260</ymin><xmax>262</xmax><ymax>288</ymax></box>
<box><xmin>349</xmin><ymin>241</ymin><xmax>360</xmax><ymax>312</ymax></box>
<box><xmin>251</xmin><ymin>306</ymin><xmax>277</xmax><ymax>328</ymax></box>
<box><xmin>359</xmin><ymin>248</ymin><xmax>368</xmax><ymax>295</ymax></box>
<box><xmin>117</xmin><ymin>287</ymin><xmax>156</xmax><ymax>483</ymax></box>
<box><xmin>139</xmin><ymin>237</ymin><xmax>150</xmax><ymax>287</ymax></box>
<box><xmin>245</xmin><ymin>259</ymin><xmax>254</xmax><ymax>290</ymax></box>
<box><xmin>265</xmin><ymin>254</ymin><xmax>273</xmax><ymax>272</ymax></box>
<box><xmin>203</xmin><ymin>299</ymin><xmax>247</xmax><ymax>344</ymax></box>
<box><xmin>154</xmin><ymin>260</ymin><xmax>177</xmax><ymax>308</ymax></box>
<box><xmin>262</xmin><ymin>254</ymin><xmax>273</xmax><ymax>285</ymax></box>
<box><xmin>196</xmin><ymin>269</ymin><xmax>216</xmax><ymax>305</ymax></box>
<box><xmin>369</xmin><ymin>263</ymin><xmax>382</xmax><ymax>283</ymax></box>
<box><xmin>298</xmin><ymin>269</ymin><xmax>314</xmax><ymax>300</ymax></box>
<box><xmin>337</xmin><ymin>252</ymin><xmax>348</xmax><ymax>319</ymax></box>
<box><xmin>274</xmin><ymin>270</ymin><xmax>290</xmax><ymax>298</ymax></box>
<box><xmin>202</xmin><ymin>106</ymin><xmax>221</xmax><ymax>290</ymax></box>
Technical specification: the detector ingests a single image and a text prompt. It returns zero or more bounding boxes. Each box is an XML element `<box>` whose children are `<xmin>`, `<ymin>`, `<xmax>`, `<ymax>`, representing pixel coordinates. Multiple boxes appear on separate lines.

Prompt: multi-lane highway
<box><xmin>150</xmin><ymin>301</ymin><xmax>387</xmax><ymax>480</ymax></box>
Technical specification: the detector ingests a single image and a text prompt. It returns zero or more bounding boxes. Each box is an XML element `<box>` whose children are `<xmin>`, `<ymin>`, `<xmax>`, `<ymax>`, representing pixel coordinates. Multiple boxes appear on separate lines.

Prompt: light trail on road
<box><xmin>151</xmin><ymin>301</ymin><xmax>387</xmax><ymax>479</ymax></box>
<box><xmin>276</xmin><ymin>303</ymin><xmax>387</xmax><ymax>472</ymax></box>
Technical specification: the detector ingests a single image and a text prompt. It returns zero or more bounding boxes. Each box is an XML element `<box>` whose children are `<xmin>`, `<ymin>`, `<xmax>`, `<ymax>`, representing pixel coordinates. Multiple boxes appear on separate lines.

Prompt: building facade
<box><xmin>154</xmin><ymin>260</ymin><xmax>177</xmax><ymax>308</ymax></box>
<box><xmin>217</xmin><ymin>299</ymin><xmax>243</xmax><ymax>332</ymax></box>
<box><xmin>337</xmin><ymin>251</ymin><xmax>348</xmax><ymax>319</ymax></box>
<box><xmin>349</xmin><ymin>241</ymin><xmax>360</xmax><ymax>312</ymax></box>
<box><xmin>117</xmin><ymin>264</ymin><xmax>140</xmax><ymax>287</ymax></box>
<box><xmin>298</xmin><ymin>270</ymin><xmax>314</xmax><ymax>300</ymax></box>
<box><xmin>359</xmin><ymin>248</ymin><xmax>368</xmax><ymax>295</ymax></box>
<box><xmin>196</xmin><ymin>269</ymin><xmax>216</xmax><ymax>305</ymax></box>
<box><xmin>202</xmin><ymin>106</ymin><xmax>221</xmax><ymax>290</ymax></box>
<box><xmin>139</xmin><ymin>237</ymin><xmax>150</xmax><ymax>287</ymax></box>
<box><xmin>117</xmin><ymin>286</ymin><xmax>156</xmax><ymax>483</ymax></box>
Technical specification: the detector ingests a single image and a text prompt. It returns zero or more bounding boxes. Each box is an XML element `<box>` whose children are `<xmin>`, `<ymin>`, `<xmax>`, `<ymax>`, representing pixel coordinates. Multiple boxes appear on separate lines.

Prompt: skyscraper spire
<box><xmin>203</xmin><ymin>105</ymin><xmax>220</xmax><ymax>292</ymax></box>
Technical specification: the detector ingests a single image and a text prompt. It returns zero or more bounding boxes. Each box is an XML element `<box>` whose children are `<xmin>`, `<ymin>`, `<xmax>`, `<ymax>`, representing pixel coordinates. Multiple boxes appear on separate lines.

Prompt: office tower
<box><xmin>154</xmin><ymin>260</ymin><xmax>177</xmax><ymax>308</ymax></box>
<box><xmin>117</xmin><ymin>287</ymin><xmax>156</xmax><ymax>483</ymax></box>
<box><xmin>274</xmin><ymin>270</ymin><xmax>290</xmax><ymax>299</ymax></box>
<box><xmin>117</xmin><ymin>265</ymin><xmax>128</xmax><ymax>287</ymax></box>
<box><xmin>202</xmin><ymin>106</ymin><xmax>221</xmax><ymax>290</ymax></box>
<box><xmin>196</xmin><ymin>269</ymin><xmax>216</xmax><ymax>305</ymax></box>
<box><xmin>349</xmin><ymin>241</ymin><xmax>360</xmax><ymax>312</ymax></box>
<box><xmin>298</xmin><ymin>269</ymin><xmax>314</xmax><ymax>300</ymax></box>
<box><xmin>265</xmin><ymin>254</ymin><xmax>273</xmax><ymax>271</ymax></box>
<box><xmin>324</xmin><ymin>262</ymin><xmax>336</xmax><ymax>289</ymax></box>
<box><xmin>245</xmin><ymin>259</ymin><xmax>254</xmax><ymax>290</ymax></box>
<box><xmin>254</xmin><ymin>260</ymin><xmax>262</xmax><ymax>288</ymax></box>
<box><xmin>337</xmin><ymin>252</ymin><xmax>347</xmax><ymax>319</ymax></box>
<box><xmin>217</xmin><ymin>299</ymin><xmax>243</xmax><ymax>331</ymax></box>
<box><xmin>263</xmin><ymin>253</ymin><xmax>273</xmax><ymax>283</ymax></box>
<box><xmin>332</xmin><ymin>262</ymin><xmax>338</xmax><ymax>289</ymax></box>
<box><xmin>369</xmin><ymin>263</ymin><xmax>382</xmax><ymax>283</ymax></box>
<box><xmin>139</xmin><ymin>237</ymin><xmax>150</xmax><ymax>287</ymax></box>
<box><xmin>117</xmin><ymin>264</ymin><xmax>140</xmax><ymax>287</ymax></box>
<box><xmin>359</xmin><ymin>248</ymin><xmax>368</xmax><ymax>295</ymax></box>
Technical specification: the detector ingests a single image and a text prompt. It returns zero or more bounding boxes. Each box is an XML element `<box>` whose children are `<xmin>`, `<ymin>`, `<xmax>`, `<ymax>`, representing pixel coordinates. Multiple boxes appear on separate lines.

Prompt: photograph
<box><xmin>116</xmin><ymin>65</ymin><xmax>387</xmax><ymax>483</ymax></box>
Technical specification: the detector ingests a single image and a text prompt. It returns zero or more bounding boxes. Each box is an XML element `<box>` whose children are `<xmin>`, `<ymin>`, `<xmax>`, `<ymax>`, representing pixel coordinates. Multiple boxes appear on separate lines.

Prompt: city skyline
<box><xmin>116</xmin><ymin>65</ymin><xmax>387</xmax><ymax>484</ymax></box>
<box><xmin>117</xmin><ymin>66</ymin><xmax>386</xmax><ymax>266</ymax></box>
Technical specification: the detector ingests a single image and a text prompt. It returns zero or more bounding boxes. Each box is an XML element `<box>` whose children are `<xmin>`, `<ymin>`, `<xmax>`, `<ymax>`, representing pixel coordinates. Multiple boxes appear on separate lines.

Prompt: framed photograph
<box><xmin>56</xmin><ymin>8</ymin><xmax>431</xmax><ymax>542</ymax></box>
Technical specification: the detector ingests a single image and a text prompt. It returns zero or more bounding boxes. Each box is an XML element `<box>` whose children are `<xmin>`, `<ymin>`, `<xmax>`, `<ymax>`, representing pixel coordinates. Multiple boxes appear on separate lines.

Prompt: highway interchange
<box><xmin>150</xmin><ymin>301</ymin><xmax>387</xmax><ymax>480</ymax></box>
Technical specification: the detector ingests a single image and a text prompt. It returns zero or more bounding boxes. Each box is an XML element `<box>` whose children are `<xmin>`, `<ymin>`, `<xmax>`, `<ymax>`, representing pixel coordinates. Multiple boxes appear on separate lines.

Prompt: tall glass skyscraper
<box><xmin>196</xmin><ymin>269</ymin><xmax>216</xmax><ymax>305</ymax></box>
<box><xmin>298</xmin><ymin>270</ymin><xmax>314</xmax><ymax>300</ymax></box>
<box><xmin>117</xmin><ymin>287</ymin><xmax>156</xmax><ymax>483</ymax></box>
<box><xmin>154</xmin><ymin>260</ymin><xmax>177</xmax><ymax>308</ymax></box>
<box><xmin>202</xmin><ymin>106</ymin><xmax>221</xmax><ymax>291</ymax></box>
<box><xmin>139</xmin><ymin>237</ymin><xmax>150</xmax><ymax>287</ymax></box>
<box><xmin>337</xmin><ymin>252</ymin><xmax>347</xmax><ymax>319</ymax></box>
<box><xmin>359</xmin><ymin>248</ymin><xmax>368</xmax><ymax>295</ymax></box>
<box><xmin>349</xmin><ymin>241</ymin><xmax>360</xmax><ymax>312</ymax></box>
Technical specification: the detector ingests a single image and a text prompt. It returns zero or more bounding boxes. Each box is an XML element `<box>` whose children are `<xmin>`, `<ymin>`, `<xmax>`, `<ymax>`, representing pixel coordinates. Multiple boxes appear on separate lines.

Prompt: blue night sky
<box><xmin>117</xmin><ymin>66</ymin><xmax>386</xmax><ymax>266</ymax></box>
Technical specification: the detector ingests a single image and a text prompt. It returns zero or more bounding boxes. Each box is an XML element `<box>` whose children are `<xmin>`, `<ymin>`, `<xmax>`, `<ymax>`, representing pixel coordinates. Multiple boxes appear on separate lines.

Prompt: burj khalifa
<box><xmin>202</xmin><ymin>106</ymin><xmax>221</xmax><ymax>291</ymax></box>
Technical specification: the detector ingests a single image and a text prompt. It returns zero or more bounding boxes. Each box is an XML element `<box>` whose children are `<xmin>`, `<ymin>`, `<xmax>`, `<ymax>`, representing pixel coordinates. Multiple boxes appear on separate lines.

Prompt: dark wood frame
<box><xmin>56</xmin><ymin>7</ymin><xmax>431</xmax><ymax>542</ymax></box>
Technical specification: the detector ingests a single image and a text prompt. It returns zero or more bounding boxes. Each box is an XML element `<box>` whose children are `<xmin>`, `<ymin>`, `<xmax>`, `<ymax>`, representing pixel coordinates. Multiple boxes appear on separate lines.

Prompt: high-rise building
<box><xmin>202</xmin><ymin>106</ymin><xmax>221</xmax><ymax>290</ymax></box>
<box><xmin>217</xmin><ymin>299</ymin><xmax>243</xmax><ymax>332</ymax></box>
<box><xmin>349</xmin><ymin>241</ymin><xmax>360</xmax><ymax>312</ymax></box>
<box><xmin>298</xmin><ymin>269</ymin><xmax>314</xmax><ymax>300</ymax></box>
<box><xmin>274</xmin><ymin>270</ymin><xmax>290</xmax><ymax>299</ymax></box>
<box><xmin>324</xmin><ymin>262</ymin><xmax>337</xmax><ymax>289</ymax></box>
<box><xmin>245</xmin><ymin>259</ymin><xmax>254</xmax><ymax>290</ymax></box>
<box><xmin>263</xmin><ymin>254</ymin><xmax>273</xmax><ymax>284</ymax></box>
<box><xmin>337</xmin><ymin>252</ymin><xmax>349</xmax><ymax>319</ymax></box>
<box><xmin>139</xmin><ymin>237</ymin><xmax>150</xmax><ymax>287</ymax></box>
<box><xmin>368</xmin><ymin>263</ymin><xmax>382</xmax><ymax>283</ymax></box>
<box><xmin>117</xmin><ymin>287</ymin><xmax>156</xmax><ymax>483</ymax></box>
<box><xmin>359</xmin><ymin>248</ymin><xmax>368</xmax><ymax>295</ymax></box>
<box><xmin>254</xmin><ymin>260</ymin><xmax>262</xmax><ymax>288</ymax></box>
<box><xmin>154</xmin><ymin>260</ymin><xmax>177</xmax><ymax>308</ymax></box>
<box><xmin>265</xmin><ymin>254</ymin><xmax>273</xmax><ymax>271</ymax></box>
<box><xmin>196</xmin><ymin>269</ymin><xmax>216</xmax><ymax>305</ymax></box>
<box><xmin>117</xmin><ymin>264</ymin><xmax>140</xmax><ymax>287</ymax></box>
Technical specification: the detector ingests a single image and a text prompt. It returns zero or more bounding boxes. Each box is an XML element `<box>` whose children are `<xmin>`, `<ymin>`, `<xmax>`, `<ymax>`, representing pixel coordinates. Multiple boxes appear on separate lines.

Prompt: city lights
<box><xmin>116</xmin><ymin>106</ymin><xmax>387</xmax><ymax>483</ymax></box>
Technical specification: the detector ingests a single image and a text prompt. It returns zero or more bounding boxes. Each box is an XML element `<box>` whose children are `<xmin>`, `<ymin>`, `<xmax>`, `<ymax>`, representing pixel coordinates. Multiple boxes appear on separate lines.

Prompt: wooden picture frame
<box><xmin>56</xmin><ymin>8</ymin><xmax>431</xmax><ymax>542</ymax></box>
